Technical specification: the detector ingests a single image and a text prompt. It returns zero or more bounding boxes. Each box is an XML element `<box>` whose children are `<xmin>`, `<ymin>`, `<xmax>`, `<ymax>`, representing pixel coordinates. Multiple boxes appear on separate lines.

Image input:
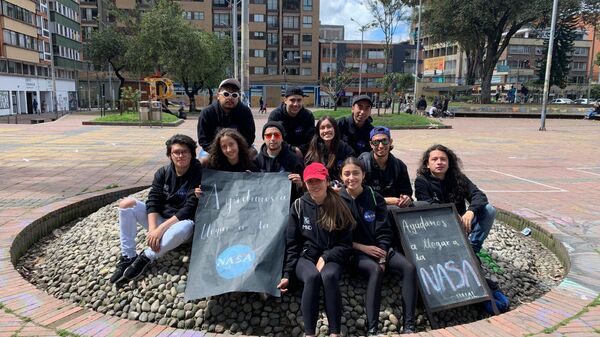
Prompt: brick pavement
<box><xmin>0</xmin><ymin>113</ymin><xmax>598</xmax><ymax>336</ymax></box>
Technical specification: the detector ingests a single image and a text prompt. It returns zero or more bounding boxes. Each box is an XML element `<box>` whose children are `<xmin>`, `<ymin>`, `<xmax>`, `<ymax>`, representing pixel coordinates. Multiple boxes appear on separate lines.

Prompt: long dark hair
<box><xmin>208</xmin><ymin>128</ymin><xmax>253</xmax><ymax>170</ymax></box>
<box><xmin>316</xmin><ymin>183</ymin><xmax>356</xmax><ymax>232</ymax></box>
<box><xmin>305</xmin><ymin>116</ymin><xmax>340</xmax><ymax>171</ymax></box>
<box><xmin>417</xmin><ymin>144</ymin><xmax>468</xmax><ymax>202</ymax></box>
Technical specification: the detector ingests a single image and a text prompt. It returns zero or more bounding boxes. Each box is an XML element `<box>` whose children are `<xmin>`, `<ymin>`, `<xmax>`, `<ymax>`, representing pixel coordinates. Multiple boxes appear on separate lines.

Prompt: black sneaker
<box><xmin>109</xmin><ymin>255</ymin><xmax>136</xmax><ymax>283</ymax></box>
<box><xmin>367</xmin><ymin>327</ymin><xmax>379</xmax><ymax>336</ymax></box>
<box><xmin>400</xmin><ymin>324</ymin><xmax>416</xmax><ymax>334</ymax></box>
<box><xmin>122</xmin><ymin>252</ymin><xmax>151</xmax><ymax>281</ymax></box>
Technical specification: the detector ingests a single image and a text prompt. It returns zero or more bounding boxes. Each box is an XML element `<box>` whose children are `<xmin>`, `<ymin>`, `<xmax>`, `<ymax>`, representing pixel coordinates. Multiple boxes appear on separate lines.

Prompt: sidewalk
<box><xmin>0</xmin><ymin>114</ymin><xmax>598</xmax><ymax>336</ymax></box>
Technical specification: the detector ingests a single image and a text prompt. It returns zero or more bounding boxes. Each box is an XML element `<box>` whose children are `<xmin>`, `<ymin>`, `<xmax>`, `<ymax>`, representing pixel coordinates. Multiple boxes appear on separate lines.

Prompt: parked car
<box><xmin>574</xmin><ymin>98</ymin><xmax>593</xmax><ymax>105</ymax></box>
<box><xmin>550</xmin><ymin>98</ymin><xmax>575</xmax><ymax>104</ymax></box>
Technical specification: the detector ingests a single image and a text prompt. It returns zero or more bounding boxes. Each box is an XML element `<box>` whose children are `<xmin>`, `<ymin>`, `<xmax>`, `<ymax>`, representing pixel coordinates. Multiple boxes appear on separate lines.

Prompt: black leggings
<box><xmin>295</xmin><ymin>257</ymin><xmax>343</xmax><ymax>335</ymax></box>
<box><xmin>356</xmin><ymin>250</ymin><xmax>417</xmax><ymax>330</ymax></box>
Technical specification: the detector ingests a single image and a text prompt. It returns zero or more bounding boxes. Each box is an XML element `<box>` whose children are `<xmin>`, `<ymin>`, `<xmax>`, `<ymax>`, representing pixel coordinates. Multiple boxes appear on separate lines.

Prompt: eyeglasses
<box><xmin>264</xmin><ymin>132</ymin><xmax>282</xmax><ymax>140</ymax></box>
<box><xmin>221</xmin><ymin>91</ymin><xmax>240</xmax><ymax>99</ymax></box>
<box><xmin>371</xmin><ymin>139</ymin><xmax>390</xmax><ymax>146</ymax></box>
<box><xmin>171</xmin><ymin>150</ymin><xmax>191</xmax><ymax>157</ymax></box>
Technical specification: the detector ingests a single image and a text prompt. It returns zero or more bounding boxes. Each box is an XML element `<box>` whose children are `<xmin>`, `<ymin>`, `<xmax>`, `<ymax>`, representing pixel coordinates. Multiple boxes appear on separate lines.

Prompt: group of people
<box><xmin>109</xmin><ymin>78</ymin><xmax>496</xmax><ymax>336</ymax></box>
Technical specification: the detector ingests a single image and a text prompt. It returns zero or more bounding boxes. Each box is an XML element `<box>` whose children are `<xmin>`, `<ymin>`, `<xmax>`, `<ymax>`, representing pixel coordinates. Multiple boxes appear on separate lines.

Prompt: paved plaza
<box><xmin>0</xmin><ymin>113</ymin><xmax>598</xmax><ymax>336</ymax></box>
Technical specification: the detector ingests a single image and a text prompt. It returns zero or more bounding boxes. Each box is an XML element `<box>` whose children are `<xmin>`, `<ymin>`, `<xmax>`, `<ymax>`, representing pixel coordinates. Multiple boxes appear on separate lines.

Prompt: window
<box><xmin>2</xmin><ymin>29</ymin><xmax>39</xmax><ymax>51</ymax></box>
<box><xmin>253</xmin><ymin>49</ymin><xmax>265</xmax><ymax>57</ymax></box>
<box><xmin>183</xmin><ymin>11</ymin><xmax>193</xmax><ymax>20</ymax></box>
<box><xmin>267</xmin><ymin>0</ymin><xmax>277</xmax><ymax>10</ymax></box>
<box><xmin>303</xmin><ymin>0</ymin><xmax>312</xmax><ymax>10</ymax></box>
<box><xmin>572</xmin><ymin>62</ymin><xmax>587</xmax><ymax>71</ymax></box>
<box><xmin>267</xmin><ymin>15</ymin><xmax>278</xmax><ymax>28</ymax></box>
<box><xmin>267</xmin><ymin>49</ymin><xmax>278</xmax><ymax>62</ymax></box>
<box><xmin>2</xmin><ymin>1</ymin><xmax>34</xmax><ymax>25</ymax></box>
<box><xmin>367</xmin><ymin>50</ymin><xmax>385</xmax><ymax>59</ymax></box>
<box><xmin>283</xmin><ymin>16</ymin><xmax>299</xmax><ymax>29</ymax></box>
<box><xmin>253</xmin><ymin>14</ymin><xmax>264</xmax><ymax>22</ymax></box>
<box><xmin>253</xmin><ymin>67</ymin><xmax>265</xmax><ymax>74</ymax></box>
<box><xmin>194</xmin><ymin>12</ymin><xmax>204</xmax><ymax>20</ymax></box>
<box><xmin>267</xmin><ymin>65</ymin><xmax>278</xmax><ymax>75</ymax></box>
<box><xmin>508</xmin><ymin>45</ymin><xmax>531</xmax><ymax>55</ymax></box>
<box><xmin>214</xmin><ymin>13</ymin><xmax>230</xmax><ymax>26</ymax></box>
<box><xmin>302</xmin><ymin>16</ymin><xmax>312</xmax><ymax>28</ymax></box>
<box><xmin>283</xmin><ymin>0</ymin><xmax>299</xmax><ymax>11</ymax></box>
<box><xmin>302</xmin><ymin>50</ymin><xmax>312</xmax><ymax>62</ymax></box>
<box><xmin>267</xmin><ymin>32</ymin><xmax>278</xmax><ymax>45</ymax></box>
<box><xmin>252</xmin><ymin>31</ymin><xmax>265</xmax><ymax>39</ymax></box>
<box><xmin>573</xmin><ymin>47</ymin><xmax>588</xmax><ymax>56</ymax></box>
<box><xmin>282</xmin><ymin>33</ymin><xmax>299</xmax><ymax>46</ymax></box>
<box><xmin>301</xmin><ymin>67</ymin><xmax>311</xmax><ymax>76</ymax></box>
<box><xmin>302</xmin><ymin>34</ymin><xmax>311</xmax><ymax>45</ymax></box>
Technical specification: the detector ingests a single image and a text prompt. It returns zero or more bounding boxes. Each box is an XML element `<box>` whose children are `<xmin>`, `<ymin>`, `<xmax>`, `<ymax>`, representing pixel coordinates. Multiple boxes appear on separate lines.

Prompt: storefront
<box><xmin>0</xmin><ymin>74</ymin><xmax>77</xmax><ymax>116</ymax></box>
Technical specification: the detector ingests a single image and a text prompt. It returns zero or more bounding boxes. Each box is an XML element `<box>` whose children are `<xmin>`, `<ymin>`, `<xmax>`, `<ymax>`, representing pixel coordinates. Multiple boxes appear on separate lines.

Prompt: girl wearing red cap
<box><xmin>339</xmin><ymin>157</ymin><xmax>417</xmax><ymax>335</ymax></box>
<box><xmin>277</xmin><ymin>162</ymin><xmax>356</xmax><ymax>337</ymax></box>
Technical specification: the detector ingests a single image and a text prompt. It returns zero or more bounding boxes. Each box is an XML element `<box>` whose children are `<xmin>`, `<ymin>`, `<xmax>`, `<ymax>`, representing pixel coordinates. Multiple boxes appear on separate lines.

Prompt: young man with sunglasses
<box><xmin>254</xmin><ymin>121</ymin><xmax>304</xmax><ymax>200</ymax></box>
<box><xmin>197</xmin><ymin>78</ymin><xmax>256</xmax><ymax>155</ymax></box>
<box><xmin>268</xmin><ymin>87</ymin><xmax>316</xmax><ymax>157</ymax></box>
<box><xmin>338</xmin><ymin>95</ymin><xmax>375</xmax><ymax>155</ymax></box>
<box><xmin>358</xmin><ymin>126</ymin><xmax>413</xmax><ymax>208</ymax></box>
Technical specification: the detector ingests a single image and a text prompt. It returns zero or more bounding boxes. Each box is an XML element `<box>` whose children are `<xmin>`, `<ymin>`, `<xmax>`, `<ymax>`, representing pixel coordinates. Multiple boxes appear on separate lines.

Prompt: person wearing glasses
<box><xmin>254</xmin><ymin>121</ymin><xmax>304</xmax><ymax>200</ymax></box>
<box><xmin>358</xmin><ymin>126</ymin><xmax>413</xmax><ymax>208</ymax></box>
<box><xmin>110</xmin><ymin>134</ymin><xmax>203</xmax><ymax>285</ymax></box>
<box><xmin>197</xmin><ymin>78</ymin><xmax>256</xmax><ymax>160</ymax></box>
<box><xmin>268</xmin><ymin>87</ymin><xmax>316</xmax><ymax>157</ymax></box>
<box><xmin>337</xmin><ymin>95</ymin><xmax>375</xmax><ymax>155</ymax></box>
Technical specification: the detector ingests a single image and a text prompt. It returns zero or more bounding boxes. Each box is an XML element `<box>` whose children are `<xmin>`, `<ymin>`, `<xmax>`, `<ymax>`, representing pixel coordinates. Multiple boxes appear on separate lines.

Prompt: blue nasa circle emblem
<box><xmin>364</xmin><ymin>210</ymin><xmax>376</xmax><ymax>223</ymax></box>
<box><xmin>215</xmin><ymin>245</ymin><xmax>256</xmax><ymax>279</ymax></box>
<box><xmin>356</xmin><ymin>140</ymin><xmax>366</xmax><ymax>150</ymax></box>
<box><xmin>295</xmin><ymin>126</ymin><xmax>303</xmax><ymax>134</ymax></box>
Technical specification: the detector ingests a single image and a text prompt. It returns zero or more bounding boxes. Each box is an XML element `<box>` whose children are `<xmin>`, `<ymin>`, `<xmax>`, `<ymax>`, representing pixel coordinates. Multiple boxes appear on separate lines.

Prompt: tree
<box><xmin>424</xmin><ymin>0</ymin><xmax>556</xmax><ymax>103</ymax></box>
<box><xmin>365</xmin><ymin>0</ymin><xmax>408</xmax><ymax>74</ymax></box>
<box><xmin>163</xmin><ymin>30</ymin><xmax>232</xmax><ymax>112</ymax></box>
<box><xmin>85</xmin><ymin>26</ymin><xmax>129</xmax><ymax>102</ymax></box>
<box><xmin>126</xmin><ymin>0</ymin><xmax>189</xmax><ymax>76</ymax></box>
<box><xmin>537</xmin><ymin>12</ymin><xmax>577</xmax><ymax>89</ymax></box>
<box><xmin>320</xmin><ymin>66</ymin><xmax>356</xmax><ymax>111</ymax></box>
<box><xmin>378</xmin><ymin>72</ymin><xmax>414</xmax><ymax>113</ymax></box>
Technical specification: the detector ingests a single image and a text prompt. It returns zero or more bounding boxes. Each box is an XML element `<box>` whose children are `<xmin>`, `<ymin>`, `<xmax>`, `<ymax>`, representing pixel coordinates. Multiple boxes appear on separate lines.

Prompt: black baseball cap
<box><xmin>284</xmin><ymin>87</ymin><xmax>306</xmax><ymax>97</ymax></box>
<box><xmin>352</xmin><ymin>94</ymin><xmax>373</xmax><ymax>106</ymax></box>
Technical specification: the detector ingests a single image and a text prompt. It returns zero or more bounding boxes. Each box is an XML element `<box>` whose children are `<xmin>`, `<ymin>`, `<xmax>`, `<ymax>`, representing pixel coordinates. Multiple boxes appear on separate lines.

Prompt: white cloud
<box><xmin>319</xmin><ymin>0</ymin><xmax>412</xmax><ymax>42</ymax></box>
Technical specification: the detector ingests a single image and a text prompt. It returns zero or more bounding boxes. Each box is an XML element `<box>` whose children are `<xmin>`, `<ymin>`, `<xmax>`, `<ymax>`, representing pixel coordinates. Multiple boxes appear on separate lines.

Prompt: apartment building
<box><xmin>417</xmin><ymin>27</ymin><xmax>593</xmax><ymax>98</ymax></box>
<box><xmin>0</xmin><ymin>0</ymin><xmax>80</xmax><ymax>116</ymax></box>
<box><xmin>319</xmin><ymin>39</ymin><xmax>416</xmax><ymax>106</ymax></box>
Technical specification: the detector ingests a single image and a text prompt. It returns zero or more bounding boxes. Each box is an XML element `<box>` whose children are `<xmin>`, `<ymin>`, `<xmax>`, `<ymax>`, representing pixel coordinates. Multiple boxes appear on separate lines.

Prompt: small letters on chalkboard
<box><xmin>391</xmin><ymin>204</ymin><xmax>493</xmax><ymax>313</ymax></box>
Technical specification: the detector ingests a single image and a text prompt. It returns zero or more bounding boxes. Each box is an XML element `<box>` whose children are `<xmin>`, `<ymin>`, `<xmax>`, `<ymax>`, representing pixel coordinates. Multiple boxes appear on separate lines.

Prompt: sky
<box><xmin>319</xmin><ymin>0</ymin><xmax>412</xmax><ymax>42</ymax></box>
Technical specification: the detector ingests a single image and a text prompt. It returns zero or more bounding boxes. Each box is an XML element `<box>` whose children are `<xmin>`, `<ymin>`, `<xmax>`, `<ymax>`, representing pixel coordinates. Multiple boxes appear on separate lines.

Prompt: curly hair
<box><xmin>305</xmin><ymin>116</ymin><xmax>341</xmax><ymax>171</ymax></box>
<box><xmin>416</xmin><ymin>144</ymin><xmax>468</xmax><ymax>203</ymax></box>
<box><xmin>207</xmin><ymin>128</ymin><xmax>252</xmax><ymax>170</ymax></box>
<box><xmin>165</xmin><ymin>134</ymin><xmax>197</xmax><ymax>157</ymax></box>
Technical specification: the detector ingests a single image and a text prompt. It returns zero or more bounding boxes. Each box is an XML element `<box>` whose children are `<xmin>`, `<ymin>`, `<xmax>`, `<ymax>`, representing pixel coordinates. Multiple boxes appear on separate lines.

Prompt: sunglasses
<box><xmin>221</xmin><ymin>91</ymin><xmax>240</xmax><ymax>98</ymax></box>
<box><xmin>371</xmin><ymin>139</ymin><xmax>390</xmax><ymax>146</ymax></box>
<box><xmin>264</xmin><ymin>132</ymin><xmax>282</xmax><ymax>140</ymax></box>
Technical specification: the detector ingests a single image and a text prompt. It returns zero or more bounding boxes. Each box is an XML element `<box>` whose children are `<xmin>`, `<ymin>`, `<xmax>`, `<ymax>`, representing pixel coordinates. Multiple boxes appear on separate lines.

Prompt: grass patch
<box><xmin>105</xmin><ymin>183</ymin><xmax>119</xmax><ymax>189</ymax></box>
<box><xmin>92</xmin><ymin>111</ymin><xmax>179</xmax><ymax>123</ymax></box>
<box><xmin>313</xmin><ymin>108</ymin><xmax>442</xmax><ymax>127</ymax></box>
<box><xmin>57</xmin><ymin>330</ymin><xmax>82</xmax><ymax>337</ymax></box>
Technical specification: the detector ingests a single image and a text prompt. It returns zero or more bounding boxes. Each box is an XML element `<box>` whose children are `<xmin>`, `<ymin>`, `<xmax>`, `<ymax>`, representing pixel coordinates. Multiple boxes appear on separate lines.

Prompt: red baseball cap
<box><xmin>303</xmin><ymin>162</ymin><xmax>329</xmax><ymax>182</ymax></box>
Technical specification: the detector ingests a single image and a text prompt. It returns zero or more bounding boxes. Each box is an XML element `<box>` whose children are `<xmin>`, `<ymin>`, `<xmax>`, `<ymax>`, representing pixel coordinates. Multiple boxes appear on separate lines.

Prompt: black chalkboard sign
<box><xmin>391</xmin><ymin>204</ymin><xmax>493</xmax><ymax>314</ymax></box>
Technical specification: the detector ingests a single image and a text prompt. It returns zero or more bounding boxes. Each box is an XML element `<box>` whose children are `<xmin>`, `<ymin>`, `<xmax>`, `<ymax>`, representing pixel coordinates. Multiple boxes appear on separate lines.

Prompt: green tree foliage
<box><xmin>537</xmin><ymin>12</ymin><xmax>577</xmax><ymax>89</ymax></box>
<box><xmin>364</xmin><ymin>0</ymin><xmax>408</xmax><ymax>74</ymax></box>
<box><xmin>120</xmin><ymin>86</ymin><xmax>141</xmax><ymax>113</ymax></box>
<box><xmin>423</xmin><ymin>0</ymin><xmax>555</xmax><ymax>104</ymax></box>
<box><xmin>163</xmin><ymin>30</ymin><xmax>232</xmax><ymax>111</ymax></box>
<box><xmin>125</xmin><ymin>0</ymin><xmax>189</xmax><ymax>75</ymax></box>
<box><xmin>378</xmin><ymin>72</ymin><xmax>414</xmax><ymax>97</ymax></box>
<box><xmin>84</xmin><ymin>26</ymin><xmax>129</xmax><ymax>101</ymax></box>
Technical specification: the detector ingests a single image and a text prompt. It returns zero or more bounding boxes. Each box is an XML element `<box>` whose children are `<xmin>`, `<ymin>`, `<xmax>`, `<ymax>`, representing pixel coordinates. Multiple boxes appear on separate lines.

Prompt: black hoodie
<box><xmin>283</xmin><ymin>193</ymin><xmax>353</xmax><ymax>279</ymax></box>
<box><xmin>197</xmin><ymin>101</ymin><xmax>256</xmax><ymax>151</ymax></box>
<box><xmin>254</xmin><ymin>143</ymin><xmax>304</xmax><ymax>175</ymax></box>
<box><xmin>340</xmin><ymin>186</ymin><xmax>392</xmax><ymax>254</ymax></box>
<box><xmin>146</xmin><ymin>159</ymin><xmax>203</xmax><ymax>220</ymax></box>
<box><xmin>337</xmin><ymin>115</ymin><xmax>374</xmax><ymax>155</ymax></box>
<box><xmin>414</xmin><ymin>171</ymin><xmax>488</xmax><ymax>215</ymax></box>
<box><xmin>268</xmin><ymin>104</ymin><xmax>316</xmax><ymax>150</ymax></box>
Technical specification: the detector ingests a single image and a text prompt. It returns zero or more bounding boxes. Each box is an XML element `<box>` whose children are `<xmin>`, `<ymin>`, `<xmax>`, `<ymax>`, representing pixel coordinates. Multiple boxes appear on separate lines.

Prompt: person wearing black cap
<box><xmin>197</xmin><ymin>78</ymin><xmax>256</xmax><ymax>156</ymax></box>
<box><xmin>254</xmin><ymin>121</ymin><xmax>304</xmax><ymax>200</ymax></box>
<box><xmin>358</xmin><ymin>126</ymin><xmax>413</xmax><ymax>208</ymax></box>
<box><xmin>338</xmin><ymin>95</ymin><xmax>375</xmax><ymax>155</ymax></box>
<box><xmin>268</xmin><ymin>86</ymin><xmax>316</xmax><ymax>157</ymax></box>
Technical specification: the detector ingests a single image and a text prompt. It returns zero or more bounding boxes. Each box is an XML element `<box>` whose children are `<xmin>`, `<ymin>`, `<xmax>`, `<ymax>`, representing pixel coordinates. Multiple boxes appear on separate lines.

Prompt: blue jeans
<box><xmin>469</xmin><ymin>204</ymin><xmax>496</xmax><ymax>253</ymax></box>
<box><xmin>119</xmin><ymin>199</ymin><xmax>194</xmax><ymax>261</ymax></box>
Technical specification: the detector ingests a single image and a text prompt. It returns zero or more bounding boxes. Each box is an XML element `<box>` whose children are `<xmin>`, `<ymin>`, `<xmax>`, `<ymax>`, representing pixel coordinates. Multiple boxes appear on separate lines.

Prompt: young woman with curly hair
<box><xmin>415</xmin><ymin>144</ymin><xmax>496</xmax><ymax>253</ymax></box>
<box><xmin>206</xmin><ymin>128</ymin><xmax>258</xmax><ymax>172</ymax></box>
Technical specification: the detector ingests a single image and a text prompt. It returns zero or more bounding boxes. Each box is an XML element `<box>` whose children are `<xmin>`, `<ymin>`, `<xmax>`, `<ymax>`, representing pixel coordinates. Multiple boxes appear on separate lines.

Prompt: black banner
<box><xmin>185</xmin><ymin>170</ymin><xmax>291</xmax><ymax>301</ymax></box>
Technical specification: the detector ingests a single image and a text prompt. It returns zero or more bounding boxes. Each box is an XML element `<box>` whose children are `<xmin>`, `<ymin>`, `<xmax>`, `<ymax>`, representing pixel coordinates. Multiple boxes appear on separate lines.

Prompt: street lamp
<box><xmin>351</xmin><ymin>18</ymin><xmax>376</xmax><ymax>95</ymax></box>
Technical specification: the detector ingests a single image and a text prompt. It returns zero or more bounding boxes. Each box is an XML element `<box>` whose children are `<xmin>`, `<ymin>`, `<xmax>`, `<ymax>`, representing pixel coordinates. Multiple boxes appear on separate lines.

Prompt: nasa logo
<box><xmin>357</xmin><ymin>140</ymin><xmax>366</xmax><ymax>150</ymax></box>
<box><xmin>364</xmin><ymin>210</ymin><xmax>376</xmax><ymax>223</ymax></box>
<box><xmin>295</xmin><ymin>126</ymin><xmax>303</xmax><ymax>134</ymax></box>
<box><xmin>215</xmin><ymin>245</ymin><xmax>256</xmax><ymax>279</ymax></box>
